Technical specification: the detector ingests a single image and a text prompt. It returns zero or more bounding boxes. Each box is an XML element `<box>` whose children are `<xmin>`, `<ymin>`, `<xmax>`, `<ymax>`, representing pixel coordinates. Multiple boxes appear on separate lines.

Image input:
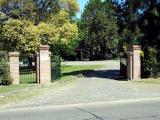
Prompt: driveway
<box><xmin>4</xmin><ymin>60</ymin><xmax>160</xmax><ymax>109</ymax></box>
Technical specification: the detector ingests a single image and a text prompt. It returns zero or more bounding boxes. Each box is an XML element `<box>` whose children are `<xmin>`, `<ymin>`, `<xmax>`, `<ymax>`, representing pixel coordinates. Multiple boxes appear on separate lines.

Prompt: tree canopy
<box><xmin>0</xmin><ymin>0</ymin><xmax>79</xmax><ymax>54</ymax></box>
<box><xmin>78</xmin><ymin>0</ymin><xmax>120</xmax><ymax>60</ymax></box>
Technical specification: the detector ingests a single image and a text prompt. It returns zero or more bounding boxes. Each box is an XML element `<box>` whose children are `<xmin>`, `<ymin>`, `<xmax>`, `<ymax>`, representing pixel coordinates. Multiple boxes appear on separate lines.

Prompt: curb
<box><xmin>1</xmin><ymin>97</ymin><xmax>160</xmax><ymax>111</ymax></box>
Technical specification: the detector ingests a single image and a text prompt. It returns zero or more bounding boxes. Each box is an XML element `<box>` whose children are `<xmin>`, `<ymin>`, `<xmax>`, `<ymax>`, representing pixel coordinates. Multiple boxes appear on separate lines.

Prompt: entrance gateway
<box><xmin>9</xmin><ymin>45</ymin><xmax>142</xmax><ymax>85</ymax></box>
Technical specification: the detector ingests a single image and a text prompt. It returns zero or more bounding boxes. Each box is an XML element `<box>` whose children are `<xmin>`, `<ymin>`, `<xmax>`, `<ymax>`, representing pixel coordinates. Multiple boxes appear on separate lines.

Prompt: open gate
<box><xmin>51</xmin><ymin>55</ymin><xmax>61</xmax><ymax>81</ymax></box>
<box><xmin>120</xmin><ymin>51</ymin><xmax>127</xmax><ymax>78</ymax></box>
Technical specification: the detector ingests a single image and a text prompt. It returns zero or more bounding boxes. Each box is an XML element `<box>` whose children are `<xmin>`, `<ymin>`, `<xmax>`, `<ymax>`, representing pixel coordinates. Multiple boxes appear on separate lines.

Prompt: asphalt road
<box><xmin>0</xmin><ymin>99</ymin><xmax>160</xmax><ymax>120</ymax></box>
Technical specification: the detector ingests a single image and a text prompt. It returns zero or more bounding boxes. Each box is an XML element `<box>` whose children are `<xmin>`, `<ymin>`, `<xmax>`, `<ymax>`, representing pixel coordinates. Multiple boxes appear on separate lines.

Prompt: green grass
<box><xmin>0</xmin><ymin>64</ymin><xmax>104</xmax><ymax>107</ymax></box>
<box><xmin>0</xmin><ymin>84</ymin><xmax>33</xmax><ymax>94</ymax></box>
<box><xmin>60</xmin><ymin>65</ymin><xmax>103</xmax><ymax>81</ymax></box>
<box><xmin>134</xmin><ymin>78</ymin><xmax>160</xmax><ymax>84</ymax></box>
<box><xmin>61</xmin><ymin>65</ymin><xmax>102</xmax><ymax>74</ymax></box>
<box><xmin>20</xmin><ymin>72</ymin><xmax>36</xmax><ymax>84</ymax></box>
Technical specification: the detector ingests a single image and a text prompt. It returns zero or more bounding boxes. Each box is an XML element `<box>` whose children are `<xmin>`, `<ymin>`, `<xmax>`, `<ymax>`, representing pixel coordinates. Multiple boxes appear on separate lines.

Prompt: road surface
<box><xmin>0</xmin><ymin>99</ymin><xmax>160</xmax><ymax>120</ymax></box>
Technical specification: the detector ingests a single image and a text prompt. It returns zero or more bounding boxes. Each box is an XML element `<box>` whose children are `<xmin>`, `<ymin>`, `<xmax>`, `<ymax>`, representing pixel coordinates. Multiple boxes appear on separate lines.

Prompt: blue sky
<box><xmin>77</xmin><ymin>0</ymin><xmax>89</xmax><ymax>18</ymax></box>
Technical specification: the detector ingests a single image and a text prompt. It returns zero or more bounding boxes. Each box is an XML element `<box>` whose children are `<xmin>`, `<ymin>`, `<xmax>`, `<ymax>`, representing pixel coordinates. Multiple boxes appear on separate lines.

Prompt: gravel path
<box><xmin>6</xmin><ymin>60</ymin><xmax>160</xmax><ymax>108</ymax></box>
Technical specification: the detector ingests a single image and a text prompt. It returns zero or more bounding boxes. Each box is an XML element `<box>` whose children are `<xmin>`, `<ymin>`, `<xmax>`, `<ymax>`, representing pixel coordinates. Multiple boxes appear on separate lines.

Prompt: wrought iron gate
<box><xmin>19</xmin><ymin>54</ymin><xmax>37</xmax><ymax>84</ymax></box>
<box><xmin>51</xmin><ymin>55</ymin><xmax>61</xmax><ymax>81</ymax></box>
<box><xmin>120</xmin><ymin>51</ymin><xmax>127</xmax><ymax>78</ymax></box>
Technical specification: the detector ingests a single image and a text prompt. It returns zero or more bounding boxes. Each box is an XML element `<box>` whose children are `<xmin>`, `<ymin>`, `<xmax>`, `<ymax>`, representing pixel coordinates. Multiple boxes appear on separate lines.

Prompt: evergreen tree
<box><xmin>79</xmin><ymin>0</ymin><xmax>120</xmax><ymax>60</ymax></box>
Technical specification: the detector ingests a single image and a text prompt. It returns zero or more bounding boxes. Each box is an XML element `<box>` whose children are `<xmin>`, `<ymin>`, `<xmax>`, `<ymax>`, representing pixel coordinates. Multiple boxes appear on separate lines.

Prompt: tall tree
<box><xmin>78</xmin><ymin>0</ymin><xmax>120</xmax><ymax>60</ymax></box>
<box><xmin>0</xmin><ymin>0</ymin><xmax>79</xmax><ymax>23</ymax></box>
<box><xmin>0</xmin><ymin>0</ymin><xmax>79</xmax><ymax>55</ymax></box>
<box><xmin>116</xmin><ymin>0</ymin><xmax>160</xmax><ymax>76</ymax></box>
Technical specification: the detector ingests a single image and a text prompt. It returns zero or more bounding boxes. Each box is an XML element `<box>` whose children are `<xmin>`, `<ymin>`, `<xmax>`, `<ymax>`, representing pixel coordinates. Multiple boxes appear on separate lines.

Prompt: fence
<box><xmin>120</xmin><ymin>51</ymin><xmax>127</xmax><ymax>78</ymax></box>
<box><xmin>19</xmin><ymin>54</ymin><xmax>37</xmax><ymax>84</ymax></box>
<box><xmin>51</xmin><ymin>55</ymin><xmax>61</xmax><ymax>81</ymax></box>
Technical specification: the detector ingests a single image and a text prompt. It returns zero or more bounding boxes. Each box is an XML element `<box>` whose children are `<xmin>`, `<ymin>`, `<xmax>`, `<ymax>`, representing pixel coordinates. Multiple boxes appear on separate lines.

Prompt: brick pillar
<box><xmin>127</xmin><ymin>50</ymin><xmax>133</xmax><ymax>80</ymax></box>
<box><xmin>127</xmin><ymin>45</ymin><xmax>141</xmax><ymax>80</ymax></box>
<box><xmin>39</xmin><ymin>45</ymin><xmax>51</xmax><ymax>84</ymax></box>
<box><xmin>9</xmin><ymin>52</ymin><xmax>20</xmax><ymax>85</ymax></box>
<box><xmin>36</xmin><ymin>53</ymin><xmax>40</xmax><ymax>84</ymax></box>
<box><xmin>132</xmin><ymin>45</ymin><xmax>141</xmax><ymax>80</ymax></box>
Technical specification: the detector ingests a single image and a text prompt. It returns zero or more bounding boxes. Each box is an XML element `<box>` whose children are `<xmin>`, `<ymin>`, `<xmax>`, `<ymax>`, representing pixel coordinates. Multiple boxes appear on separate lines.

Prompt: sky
<box><xmin>77</xmin><ymin>0</ymin><xmax>89</xmax><ymax>18</ymax></box>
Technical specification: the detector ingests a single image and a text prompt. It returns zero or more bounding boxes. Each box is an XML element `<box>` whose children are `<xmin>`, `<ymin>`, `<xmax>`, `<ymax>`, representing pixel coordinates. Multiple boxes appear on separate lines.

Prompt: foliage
<box><xmin>0</xmin><ymin>0</ymin><xmax>60</xmax><ymax>22</ymax></box>
<box><xmin>0</xmin><ymin>5</ymin><xmax>79</xmax><ymax>55</ymax></box>
<box><xmin>60</xmin><ymin>0</ymin><xmax>80</xmax><ymax>17</ymax></box>
<box><xmin>78</xmin><ymin>0</ymin><xmax>120</xmax><ymax>60</ymax></box>
<box><xmin>0</xmin><ymin>51</ymin><xmax>11</xmax><ymax>85</ymax></box>
<box><xmin>1</xmin><ymin>19</ymin><xmax>40</xmax><ymax>54</ymax></box>
<box><xmin>145</xmin><ymin>48</ymin><xmax>160</xmax><ymax>77</ymax></box>
<box><xmin>116</xmin><ymin>0</ymin><xmax>160</xmax><ymax>77</ymax></box>
<box><xmin>38</xmin><ymin>10</ymin><xmax>79</xmax><ymax>55</ymax></box>
<box><xmin>0</xmin><ymin>0</ymin><xmax>79</xmax><ymax>56</ymax></box>
<box><xmin>0</xmin><ymin>0</ymin><xmax>79</xmax><ymax>22</ymax></box>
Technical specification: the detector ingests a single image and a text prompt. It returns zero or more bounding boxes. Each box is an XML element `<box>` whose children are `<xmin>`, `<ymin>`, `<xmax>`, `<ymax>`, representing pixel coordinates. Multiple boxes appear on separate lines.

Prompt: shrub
<box><xmin>146</xmin><ymin>47</ymin><xmax>160</xmax><ymax>77</ymax></box>
<box><xmin>0</xmin><ymin>51</ymin><xmax>11</xmax><ymax>85</ymax></box>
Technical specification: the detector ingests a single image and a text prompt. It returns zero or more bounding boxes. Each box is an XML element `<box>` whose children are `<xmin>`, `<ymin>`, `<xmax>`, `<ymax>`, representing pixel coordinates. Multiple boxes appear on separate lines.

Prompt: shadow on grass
<box><xmin>62</xmin><ymin>69</ymin><xmax>127</xmax><ymax>81</ymax></box>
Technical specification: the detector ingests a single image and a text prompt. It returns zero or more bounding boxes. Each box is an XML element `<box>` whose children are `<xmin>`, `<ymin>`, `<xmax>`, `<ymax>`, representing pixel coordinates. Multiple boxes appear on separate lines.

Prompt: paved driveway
<box><xmin>5</xmin><ymin>60</ymin><xmax>160</xmax><ymax>108</ymax></box>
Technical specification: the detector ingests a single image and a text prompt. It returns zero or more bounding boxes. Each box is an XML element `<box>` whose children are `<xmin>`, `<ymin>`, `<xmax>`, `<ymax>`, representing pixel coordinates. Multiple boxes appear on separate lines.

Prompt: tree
<box><xmin>0</xmin><ymin>1</ymin><xmax>79</xmax><ymax>56</ymax></box>
<box><xmin>78</xmin><ymin>0</ymin><xmax>120</xmax><ymax>60</ymax></box>
<box><xmin>38</xmin><ymin>10</ymin><xmax>79</xmax><ymax>55</ymax></box>
<box><xmin>116</xmin><ymin>0</ymin><xmax>160</xmax><ymax>77</ymax></box>
<box><xmin>0</xmin><ymin>0</ymin><xmax>79</xmax><ymax>23</ymax></box>
<box><xmin>1</xmin><ymin>19</ymin><xmax>40</xmax><ymax>53</ymax></box>
<box><xmin>60</xmin><ymin>0</ymin><xmax>80</xmax><ymax>17</ymax></box>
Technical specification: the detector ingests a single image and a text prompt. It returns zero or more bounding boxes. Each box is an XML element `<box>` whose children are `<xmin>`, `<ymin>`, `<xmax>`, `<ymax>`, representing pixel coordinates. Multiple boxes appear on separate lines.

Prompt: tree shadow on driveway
<box><xmin>63</xmin><ymin>69</ymin><xmax>126</xmax><ymax>81</ymax></box>
<box><xmin>83</xmin><ymin>69</ymin><xmax>126</xmax><ymax>81</ymax></box>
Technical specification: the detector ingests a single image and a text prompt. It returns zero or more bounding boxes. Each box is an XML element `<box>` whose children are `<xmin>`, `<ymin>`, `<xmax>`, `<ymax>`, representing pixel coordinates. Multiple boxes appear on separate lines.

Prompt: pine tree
<box><xmin>79</xmin><ymin>0</ymin><xmax>120</xmax><ymax>60</ymax></box>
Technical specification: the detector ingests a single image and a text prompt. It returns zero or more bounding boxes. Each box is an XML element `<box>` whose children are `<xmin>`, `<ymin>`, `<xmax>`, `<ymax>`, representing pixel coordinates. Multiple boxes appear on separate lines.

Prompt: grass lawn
<box><xmin>134</xmin><ymin>78</ymin><xmax>160</xmax><ymax>84</ymax></box>
<box><xmin>20</xmin><ymin>72</ymin><xmax>36</xmax><ymax>84</ymax></box>
<box><xmin>0</xmin><ymin>64</ymin><xmax>103</xmax><ymax>107</ymax></box>
<box><xmin>60</xmin><ymin>65</ymin><xmax>103</xmax><ymax>81</ymax></box>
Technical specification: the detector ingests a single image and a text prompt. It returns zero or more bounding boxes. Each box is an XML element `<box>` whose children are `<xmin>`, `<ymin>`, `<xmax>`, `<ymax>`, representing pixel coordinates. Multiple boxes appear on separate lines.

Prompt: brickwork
<box><xmin>127</xmin><ymin>51</ymin><xmax>133</xmax><ymax>80</ymax></box>
<box><xmin>36</xmin><ymin>53</ymin><xmax>40</xmax><ymax>84</ymax></box>
<box><xmin>39</xmin><ymin>45</ymin><xmax>51</xmax><ymax>84</ymax></box>
<box><xmin>127</xmin><ymin>45</ymin><xmax>141</xmax><ymax>80</ymax></box>
<box><xmin>132</xmin><ymin>45</ymin><xmax>141</xmax><ymax>80</ymax></box>
<box><xmin>9</xmin><ymin>52</ymin><xmax>20</xmax><ymax>85</ymax></box>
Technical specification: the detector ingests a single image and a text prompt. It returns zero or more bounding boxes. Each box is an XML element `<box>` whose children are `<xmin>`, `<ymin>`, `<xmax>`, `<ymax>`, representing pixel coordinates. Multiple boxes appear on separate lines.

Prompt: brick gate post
<box><xmin>127</xmin><ymin>50</ymin><xmax>133</xmax><ymax>80</ymax></box>
<box><xmin>39</xmin><ymin>45</ymin><xmax>51</xmax><ymax>84</ymax></box>
<box><xmin>9</xmin><ymin>52</ymin><xmax>20</xmax><ymax>85</ymax></box>
<box><xmin>127</xmin><ymin>45</ymin><xmax>141</xmax><ymax>80</ymax></box>
<box><xmin>36</xmin><ymin>53</ymin><xmax>40</xmax><ymax>84</ymax></box>
<box><xmin>132</xmin><ymin>45</ymin><xmax>141</xmax><ymax>80</ymax></box>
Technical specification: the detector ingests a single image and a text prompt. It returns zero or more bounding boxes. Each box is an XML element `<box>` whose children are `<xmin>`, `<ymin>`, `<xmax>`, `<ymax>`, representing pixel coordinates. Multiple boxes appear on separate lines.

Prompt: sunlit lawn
<box><xmin>20</xmin><ymin>72</ymin><xmax>36</xmax><ymax>84</ymax></box>
<box><xmin>134</xmin><ymin>78</ymin><xmax>160</xmax><ymax>84</ymax></box>
<box><xmin>60</xmin><ymin>65</ymin><xmax>103</xmax><ymax>81</ymax></box>
<box><xmin>0</xmin><ymin>64</ymin><xmax>103</xmax><ymax>107</ymax></box>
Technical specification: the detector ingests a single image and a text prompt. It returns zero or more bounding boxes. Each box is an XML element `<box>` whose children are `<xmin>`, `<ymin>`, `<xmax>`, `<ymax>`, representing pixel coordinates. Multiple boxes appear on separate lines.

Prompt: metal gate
<box><xmin>19</xmin><ymin>54</ymin><xmax>37</xmax><ymax>84</ymax></box>
<box><xmin>120</xmin><ymin>51</ymin><xmax>127</xmax><ymax>78</ymax></box>
<box><xmin>51</xmin><ymin>55</ymin><xmax>61</xmax><ymax>81</ymax></box>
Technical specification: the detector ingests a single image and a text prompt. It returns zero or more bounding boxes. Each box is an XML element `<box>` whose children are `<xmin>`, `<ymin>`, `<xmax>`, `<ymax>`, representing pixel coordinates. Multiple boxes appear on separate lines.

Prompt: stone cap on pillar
<box><xmin>39</xmin><ymin>45</ymin><xmax>50</xmax><ymax>50</ymax></box>
<box><xmin>127</xmin><ymin>45</ymin><xmax>141</xmax><ymax>52</ymax></box>
<box><xmin>132</xmin><ymin>45</ymin><xmax>141</xmax><ymax>50</ymax></box>
<box><xmin>9</xmin><ymin>52</ymin><xmax>20</xmax><ymax>57</ymax></box>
